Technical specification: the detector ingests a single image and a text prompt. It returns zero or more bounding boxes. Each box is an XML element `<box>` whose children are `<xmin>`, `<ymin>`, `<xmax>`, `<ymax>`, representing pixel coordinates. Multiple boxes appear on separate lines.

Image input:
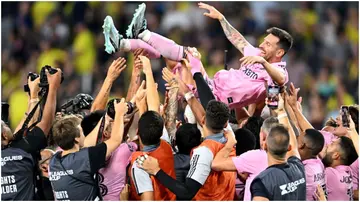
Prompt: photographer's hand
<box><xmin>37</xmin><ymin>68</ymin><xmax>62</xmax><ymax>135</ymax></box>
<box><xmin>46</xmin><ymin>68</ymin><xmax>62</xmax><ymax>90</ymax></box>
<box><xmin>29</xmin><ymin>77</ymin><xmax>40</xmax><ymax>99</ymax></box>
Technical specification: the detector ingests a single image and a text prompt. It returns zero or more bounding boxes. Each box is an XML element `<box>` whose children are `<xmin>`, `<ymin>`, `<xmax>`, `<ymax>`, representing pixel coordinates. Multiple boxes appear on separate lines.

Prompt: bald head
<box><xmin>1</xmin><ymin>121</ymin><xmax>13</xmax><ymax>148</ymax></box>
<box><xmin>266</xmin><ymin>125</ymin><xmax>290</xmax><ymax>159</ymax></box>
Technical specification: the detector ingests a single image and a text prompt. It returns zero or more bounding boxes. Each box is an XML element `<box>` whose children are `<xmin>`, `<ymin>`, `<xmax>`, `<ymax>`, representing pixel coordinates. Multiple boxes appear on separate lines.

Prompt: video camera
<box><xmin>61</xmin><ymin>94</ymin><xmax>94</xmax><ymax>115</ymax></box>
<box><xmin>24</xmin><ymin>65</ymin><xmax>64</xmax><ymax>96</ymax></box>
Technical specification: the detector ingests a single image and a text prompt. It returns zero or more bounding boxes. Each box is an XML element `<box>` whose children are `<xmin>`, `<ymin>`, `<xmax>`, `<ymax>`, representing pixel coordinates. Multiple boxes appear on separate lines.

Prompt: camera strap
<box><xmin>13</xmin><ymin>96</ymin><xmax>45</xmax><ymax>140</ymax></box>
<box><xmin>96</xmin><ymin>115</ymin><xmax>106</xmax><ymax>145</ymax></box>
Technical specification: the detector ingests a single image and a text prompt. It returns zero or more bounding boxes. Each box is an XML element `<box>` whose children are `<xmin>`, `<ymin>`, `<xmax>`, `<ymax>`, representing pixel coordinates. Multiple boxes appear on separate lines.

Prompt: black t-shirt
<box><xmin>251</xmin><ymin>156</ymin><xmax>306</xmax><ymax>200</ymax></box>
<box><xmin>10</xmin><ymin>126</ymin><xmax>47</xmax><ymax>158</ymax></box>
<box><xmin>88</xmin><ymin>142</ymin><xmax>107</xmax><ymax>173</ymax></box>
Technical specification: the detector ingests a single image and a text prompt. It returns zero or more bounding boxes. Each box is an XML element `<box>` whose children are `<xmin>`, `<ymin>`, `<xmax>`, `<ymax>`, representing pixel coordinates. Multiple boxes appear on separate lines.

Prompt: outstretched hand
<box><xmin>198</xmin><ymin>2</ymin><xmax>224</xmax><ymax>20</ymax></box>
<box><xmin>107</xmin><ymin>57</ymin><xmax>127</xmax><ymax>82</ymax></box>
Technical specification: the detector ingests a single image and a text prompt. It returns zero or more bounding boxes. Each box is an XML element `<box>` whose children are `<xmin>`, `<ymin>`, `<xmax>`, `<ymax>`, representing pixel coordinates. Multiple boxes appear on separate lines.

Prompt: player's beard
<box><xmin>321</xmin><ymin>151</ymin><xmax>333</xmax><ymax>167</ymax></box>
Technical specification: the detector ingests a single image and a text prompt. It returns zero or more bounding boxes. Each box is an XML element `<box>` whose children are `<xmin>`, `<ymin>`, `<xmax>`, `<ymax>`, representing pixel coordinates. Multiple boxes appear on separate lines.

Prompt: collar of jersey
<box><xmin>204</xmin><ymin>133</ymin><xmax>227</xmax><ymax>144</ymax></box>
<box><xmin>143</xmin><ymin>142</ymin><xmax>161</xmax><ymax>152</ymax></box>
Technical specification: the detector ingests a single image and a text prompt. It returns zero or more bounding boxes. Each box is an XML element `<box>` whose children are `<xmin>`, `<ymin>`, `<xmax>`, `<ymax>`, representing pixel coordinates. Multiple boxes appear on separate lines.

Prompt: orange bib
<box><xmin>128</xmin><ymin>140</ymin><xmax>176</xmax><ymax>201</ymax></box>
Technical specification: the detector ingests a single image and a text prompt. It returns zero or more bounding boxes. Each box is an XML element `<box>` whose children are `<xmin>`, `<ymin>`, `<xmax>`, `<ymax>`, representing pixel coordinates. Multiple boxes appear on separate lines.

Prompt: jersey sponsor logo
<box><xmin>242</xmin><ymin>67</ymin><xmax>258</xmax><ymax>80</ymax></box>
<box><xmin>227</xmin><ymin>97</ymin><xmax>233</xmax><ymax>104</ymax></box>
<box><xmin>279</xmin><ymin>177</ymin><xmax>305</xmax><ymax>195</ymax></box>
<box><xmin>1</xmin><ymin>155</ymin><xmax>23</xmax><ymax>166</ymax></box>
<box><xmin>1</xmin><ymin>175</ymin><xmax>18</xmax><ymax>195</ymax></box>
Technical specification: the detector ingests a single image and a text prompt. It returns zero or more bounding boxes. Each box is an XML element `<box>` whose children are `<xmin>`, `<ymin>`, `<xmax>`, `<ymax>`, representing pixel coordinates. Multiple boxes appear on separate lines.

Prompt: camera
<box><xmin>61</xmin><ymin>94</ymin><xmax>94</xmax><ymax>115</ymax></box>
<box><xmin>106</xmin><ymin>98</ymin><xmax>134</xmax><ymax>119</ymax></box>
<box><xmin>23</xmin><ymin>65</ymin><xmax>64</xmax><ymax>96</ymax></box>
<box><xmin>24</xmin><ymin>72</ymin><xmax>40</xmax><ymax>95</ymax></box>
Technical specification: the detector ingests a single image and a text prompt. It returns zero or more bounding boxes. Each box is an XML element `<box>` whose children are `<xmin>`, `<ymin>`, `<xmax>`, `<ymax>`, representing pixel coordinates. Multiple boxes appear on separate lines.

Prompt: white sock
<box><xmin>138</xmin><ymin>29</ymin><xmax>151</xmax><ymax>42</ymax></box>
<box><xmin>120</xmin><ymin>39</ymin><xmax>131</xmax><ymax>52</ymax></box>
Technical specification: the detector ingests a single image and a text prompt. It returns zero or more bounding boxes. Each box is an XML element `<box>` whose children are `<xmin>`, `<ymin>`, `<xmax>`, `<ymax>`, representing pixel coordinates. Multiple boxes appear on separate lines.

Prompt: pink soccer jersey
<box><xmin>99</xmin><ymin>142</ymin><xmax>137</xmax><ymax>201</ymax></box>
<box><xmin>212</xmin><ymin>45</ymin><xmax>288</xmax><ymax>109</ymax></box>
<box><xmin>232</xmin><ymin>149</ymin><xmax>268</xmax><ymax>201</ymax></box>
<box><xmin>350</xmin><ymin>159</ymin><xmax>359</xmax><ymax>190</ymax></box>
<box><xmin>325</xmin><ymin>165</ymin><xmax>354</xmax><ymax>201</ymax></box>
<box><xmin>303</xmin><ymin>158</ymin><xmax>326</xmax><ymax>201</ymax></box>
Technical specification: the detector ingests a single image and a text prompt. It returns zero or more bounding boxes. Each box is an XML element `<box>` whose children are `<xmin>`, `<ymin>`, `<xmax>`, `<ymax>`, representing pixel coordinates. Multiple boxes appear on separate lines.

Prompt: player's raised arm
<box><xmin>198</xmin><ymin>2</ymin><xmax>252</xmax><ymax>54</ymax></box>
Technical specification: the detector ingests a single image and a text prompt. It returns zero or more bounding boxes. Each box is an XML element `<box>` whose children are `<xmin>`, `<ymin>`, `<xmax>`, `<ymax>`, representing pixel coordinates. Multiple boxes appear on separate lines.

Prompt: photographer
<box><xmin>49</xmin><ymin>99</ymin><xmax>128</xmax><ymax>201</ymax></box>
<box><xmin>1</xmin><ymin>68</ymin><xmax>62</xmax><ymax>200</ymax></box>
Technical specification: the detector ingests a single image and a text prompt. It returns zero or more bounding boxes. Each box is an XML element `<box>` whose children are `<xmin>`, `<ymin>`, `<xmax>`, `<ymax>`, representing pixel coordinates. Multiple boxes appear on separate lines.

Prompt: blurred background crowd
<box><xmin>1</xmin><ymin>1</ymin><xmax>358</xmax><ymax>130</ymax></box>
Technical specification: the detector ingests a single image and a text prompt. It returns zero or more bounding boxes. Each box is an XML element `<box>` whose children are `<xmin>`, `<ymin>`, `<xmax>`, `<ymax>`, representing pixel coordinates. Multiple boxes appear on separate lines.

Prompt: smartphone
<box><xmin>341</xmin><ymin>106</ymin><xmax>350</xmax><ymax>128</ymax></box>
<box><xmin>267</xmin><ymin>85</ymin><xmax>280</xmax><ymax>109</ymax></box>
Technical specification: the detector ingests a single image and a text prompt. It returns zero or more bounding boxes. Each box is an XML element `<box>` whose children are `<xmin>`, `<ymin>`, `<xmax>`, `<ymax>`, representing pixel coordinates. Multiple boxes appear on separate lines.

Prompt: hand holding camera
<box><xmin>28</xmin><ymin>76</ymin><xmax>40</xmax><ymax>99</ymax></box>
<box><xmin>114</xmin><ymin>98</ymin><xmax>128</xmax><ymax>117</ymax></box>
<box><xmin>45</xmin><ymin>67</ymin><xmax>63</xmax><ymax>90</ymax></box>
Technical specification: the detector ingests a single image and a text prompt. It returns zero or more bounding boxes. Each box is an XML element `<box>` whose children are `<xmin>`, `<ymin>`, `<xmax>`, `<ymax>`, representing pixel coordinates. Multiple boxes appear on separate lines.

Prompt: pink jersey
<box><xmin>350</xmin><ymin>159</ymin><xmax>359</xmax><ymax>190</ymax></box>
<box><xmin>232</xmin><ymin>149</ymin><xmax>268</xmax><ymax>201</ymax></box>
<box><xmin>235</xmin><ymin>177</ymin><xmax>245</xmax><ymax>200</ymax></box>
<box><xmin>325</xmin><ymin>165</ymin><xmax>354</xmax><ymax>200</ymax></box>
<box><xmin>99</xmin><ymin>142</ymin><xmax>137</xmax><ymax>201</ymax></box>
<box><xmin>212</xmin><ymin>45</ymin><xmax>288</xmax><ymax>109</ymax></box>
<box><xmin>303</xmin><ymin>158</ymin><xmax>326</xmax><ymax>201</ymax></box>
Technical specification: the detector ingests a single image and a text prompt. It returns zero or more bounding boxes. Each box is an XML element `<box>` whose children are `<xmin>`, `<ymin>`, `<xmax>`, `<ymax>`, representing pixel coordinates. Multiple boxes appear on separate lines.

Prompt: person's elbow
<box><xmin>277</xmin><ymin>76</ymin><xmax>286</xmax><ymax>86</ymax></box>
<box><xmin>211</xmin><ymin>160</ymin><xmax>223</xmax><ymax>171</ymax></box>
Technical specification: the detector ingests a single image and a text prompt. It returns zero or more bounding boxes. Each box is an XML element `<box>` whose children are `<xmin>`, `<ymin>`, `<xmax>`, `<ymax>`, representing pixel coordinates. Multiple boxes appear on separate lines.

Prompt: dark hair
<box><xmin>243</xmin><ymin>116</ymin><xmax>264</xmax><ymax>149</ymax></box>
<box><xmin>52</xmin><ymin>116</ymin><xmax>82</xmax><ymax>150</ymax></box>
<box><xmin>267</xmin><ymin>125</ymin><xmax>290</xmax><ymax>159</ymax></box>
<box><xmin>235</xmin><ymin>128</ymin><xmax>256</xmax><ymax>156</ymax></box>
<box><xmin>266</xmin><ymin>27</ymin><xmax>293</xmax><ymax>55</ymax></box>
<box><xmin>338</xmin><ymin>136</ymin><xmax>358</xmax><ymax>166</ymax></box>
<box><xmin>138</xmin><ymin>111</ymin><xmax>164</xmax><ymax>146</ymax></box>
<box><xmin>81</xmin><ymin>110</ymin><xmax>105</xmax><ymax>136</ymax></box>
<box><xmin>304</xmin><ymin>129</ymin><xmax>325</xmax><ymax>156</ymax></box>
<box><xmin>205</xmin><ymin>100</ymin><xmax>230</xmax><ymax>133</ymax></box>
<box><xmin>176</xmin><ymin>123</ymin><xmax>202</xmax><ymax>155</ymax></box>
<box><xmin>349</xmin><ymin>105</ymin><xmax>359</xmax><ymax>133</ymax></box>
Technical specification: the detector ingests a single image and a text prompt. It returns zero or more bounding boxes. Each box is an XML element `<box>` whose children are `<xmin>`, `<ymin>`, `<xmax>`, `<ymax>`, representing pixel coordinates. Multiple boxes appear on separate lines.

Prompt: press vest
<box><xmin>251</xmin><ymin>156</ymin><xmax>306</xmax><ymax>200</ymax></box>
<box><xmin>1</xmin><ymin>147</ymin><xmax>35</xmax><ymax>200</ymax></box>
<box><xmin>49</xmin><ymin>149</ymin><xmax>100</xmax><ymax>201</ymax></box>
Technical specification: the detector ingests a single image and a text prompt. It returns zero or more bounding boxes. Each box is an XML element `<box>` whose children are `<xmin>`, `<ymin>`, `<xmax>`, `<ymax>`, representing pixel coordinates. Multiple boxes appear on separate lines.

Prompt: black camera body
<box><xmin>106</xmin><ymin>99</ymin><xmax>134</xmax><ymax>119</ymax></box>
<box><xmin>61</xmin><ymin>94</ymin><xmax>94</xmax><ymax>114</ymax></box>
<box><xmin>24</xmin><ymin>72</ymin><xmax>40</xmax><ymax>95</ymax></box>
<box><xmin>23</xmin><ymin>65</ymin><xmax>64</xmax><ymax>96</ymax></box>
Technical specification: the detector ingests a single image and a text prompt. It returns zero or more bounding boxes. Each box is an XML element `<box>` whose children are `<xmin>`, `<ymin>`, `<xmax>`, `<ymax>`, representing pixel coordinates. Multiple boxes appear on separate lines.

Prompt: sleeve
<box><xmin>88</xmin><ymin>143</ymin><xmax>107</xmax><ymax>173</ymax></box>
<box><xmin>160</xmin><ymin>127</ymin><xmax>171</xmax><ymax>145</ymax></box>
<box><xmin>244</xmin><ymin>45</ymin><xmax>260</xmax><ymax>57</ymax></box>
<box><xmin>231</xmin><ymin>150</ymin><xmax>261</xmax><ymax>174</ymax></box>
<box><xmin>131</xmin><ymin>163</ymin><xmax>154</xmax><ymax>194</ymax></box>
<box><xmin>186</xmin><ymin>146</ymin><xmax>213</xmax><ymax>185</ymax></box>
<box><xmin>155</xmin><ymin>170</ymin><xmax>202</xmax><ymax>200</ymax></box>
<box><xmin>350</xmin><ymin>159</ymin><xmax>359</xmax><ymax>190</ymax></box>
<box><xmin>25</xmin><ymin>126</ymin><xmax>48</xmax><ymax>154</ymax></box>
<box><xmin>250</xmin><ymin>178</ymin><xmax>269</xmax><ymax>199</ymax></box>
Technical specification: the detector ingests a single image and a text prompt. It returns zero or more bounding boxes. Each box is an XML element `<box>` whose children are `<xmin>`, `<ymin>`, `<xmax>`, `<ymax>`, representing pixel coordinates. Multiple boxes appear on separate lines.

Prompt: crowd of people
<box><xmin>1</xmin><ymin>1</ymin><xmax>359</xmax><ymax>201</ymax></box>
